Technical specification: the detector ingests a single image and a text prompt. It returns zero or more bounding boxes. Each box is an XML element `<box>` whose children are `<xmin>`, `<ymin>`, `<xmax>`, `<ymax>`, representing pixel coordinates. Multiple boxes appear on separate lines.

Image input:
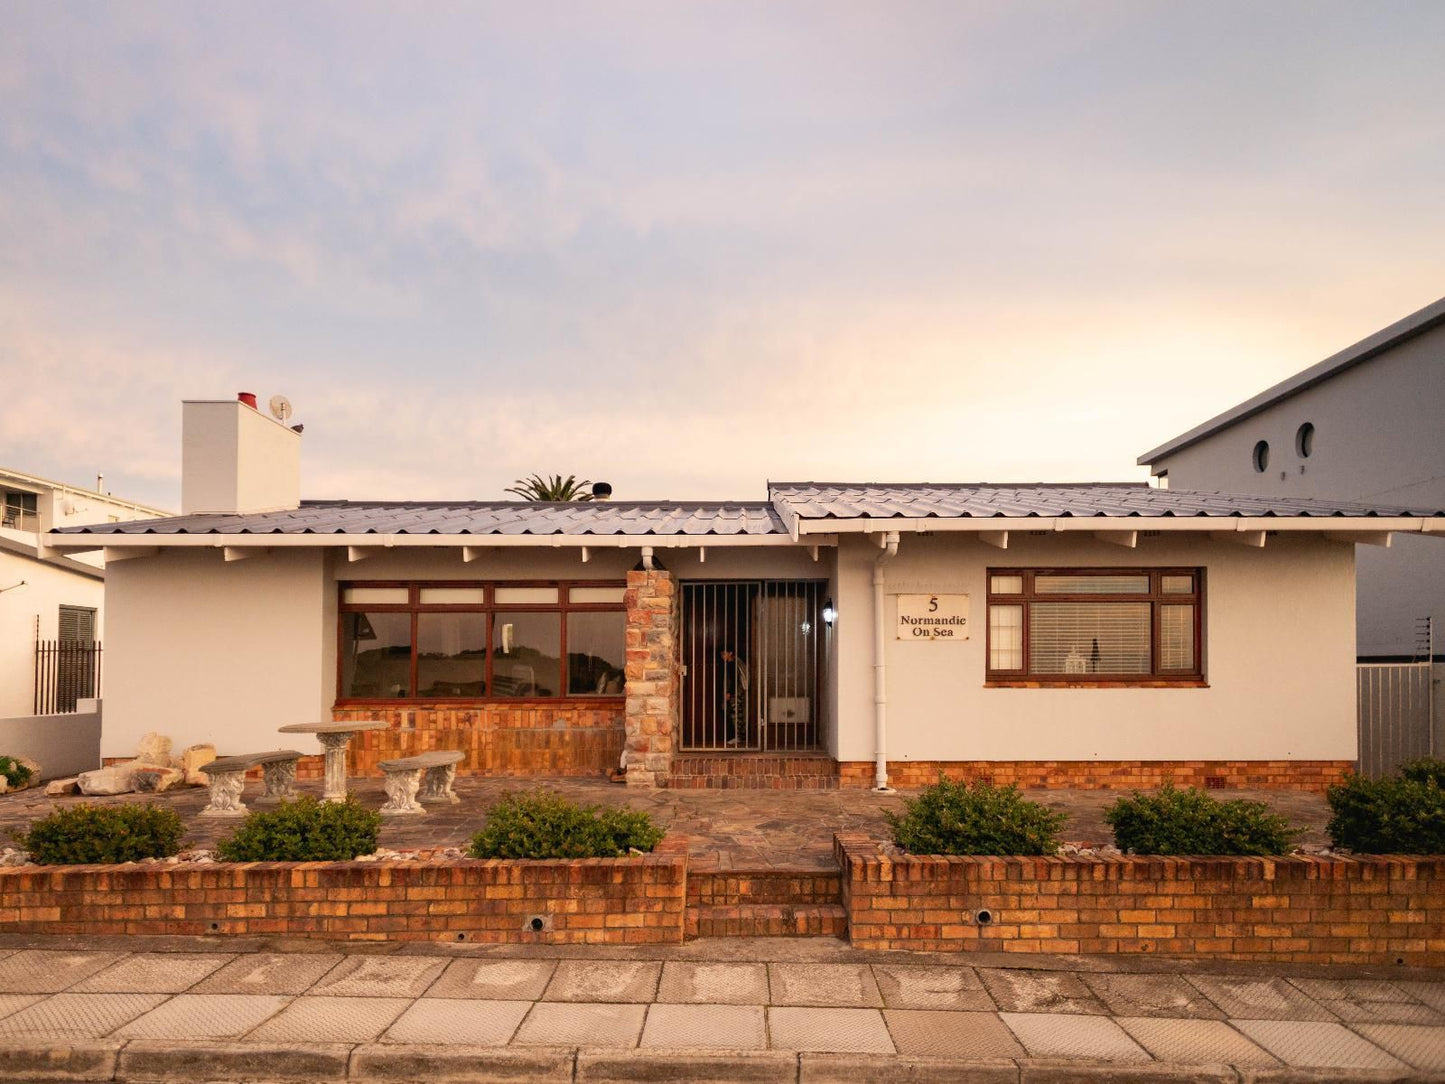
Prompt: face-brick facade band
<box><xmin>837</xmin><ymin>760</ymin><xmax>1354</xmax><ymax>792</ymax></box>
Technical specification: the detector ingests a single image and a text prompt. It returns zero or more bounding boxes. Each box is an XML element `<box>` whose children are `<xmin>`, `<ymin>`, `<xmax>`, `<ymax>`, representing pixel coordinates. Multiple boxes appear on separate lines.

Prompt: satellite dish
<box><xmin>268</xmin><ymin>395</ymin><xmax>293</xmax><ymax>424</ymax></box>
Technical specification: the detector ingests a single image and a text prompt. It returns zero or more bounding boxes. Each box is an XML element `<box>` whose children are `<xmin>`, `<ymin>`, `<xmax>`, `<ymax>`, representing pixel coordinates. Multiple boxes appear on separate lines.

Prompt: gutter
<box><xmin>872</xmin><ymin>531</ymin><xmax>899</xmax><ymax>792</ymax></box>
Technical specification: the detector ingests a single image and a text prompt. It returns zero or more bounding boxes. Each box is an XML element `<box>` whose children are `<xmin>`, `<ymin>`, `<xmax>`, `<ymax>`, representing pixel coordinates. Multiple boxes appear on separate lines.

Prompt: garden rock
<box><xmin>133</xmin><ymin>766</ymin><xmax>184</xmax><ymax>793</ymax></box>
<box><xmin>78</xmin><ymin>764</ymin><xmax>139</xmax><ymax>795</ymax></box>
<box><xmin>0</xmin><ymin>777</ymin><xmax>7</xmax><ymax>795</ymax></box>
<box><xmin>44</xmin><ymin>777</ymin><xmax>79</xmax><ymax>796</ymax></box>
<box><xmin>181</xmin><ymin>743</ymin><xmax>217</xmax><ymax>785</ymax></box>
<box><xmin>135</xmin><ymin>731</ymin><xmax>173</xmax><ymax>766</ymax></box>
<box><xmin>15</xmin><ymin>756</ymin><xmax>40</xmax><ymax>786</ymax></box>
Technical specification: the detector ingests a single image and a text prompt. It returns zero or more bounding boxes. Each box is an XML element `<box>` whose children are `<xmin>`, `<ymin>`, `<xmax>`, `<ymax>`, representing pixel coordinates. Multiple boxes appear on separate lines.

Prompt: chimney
<box><xmin>181</xmin><ymin>394</ymin><xmax>302</xmax><ymax>515</ymax></box>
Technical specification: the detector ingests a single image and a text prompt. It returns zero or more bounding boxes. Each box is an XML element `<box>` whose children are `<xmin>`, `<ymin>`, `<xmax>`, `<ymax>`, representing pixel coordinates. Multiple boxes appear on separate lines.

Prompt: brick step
<box><xmin>668</xmin><ymin>754</ymin><xmax>840</xmax><ymax>790</ymax></box>
<box><xmin>667</xmin><ymin>774</ymin><xmax>839</xmax><ymax>790</ymax></box>
<box><xmin>686</xmin><ymin>903</ymin><xmax>848</xmax><ymax>939</ymax></box>
<box><xmin>688</xmin><ymin>870</ymin><xmax>842</xmax><ymax>908</ymax></box>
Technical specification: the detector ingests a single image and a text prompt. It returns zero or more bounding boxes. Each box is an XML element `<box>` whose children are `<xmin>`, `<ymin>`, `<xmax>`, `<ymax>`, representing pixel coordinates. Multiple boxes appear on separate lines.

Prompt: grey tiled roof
<box><xmin>54</xmin><ymin>500</ymin><xmax>787</xmax><ymax>536</ymax></box>
<box><xmin>768</xmin><ymin>482</ymin><xmax>1445</xmax><ymax>520</ymax></box>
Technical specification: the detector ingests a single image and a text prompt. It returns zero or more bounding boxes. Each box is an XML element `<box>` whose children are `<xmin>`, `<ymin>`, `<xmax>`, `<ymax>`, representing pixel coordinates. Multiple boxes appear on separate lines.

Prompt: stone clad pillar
<box><xmin>624</xmin><ymin>569</ymin><xmax>680</xmax><ymax>786</ymax></box>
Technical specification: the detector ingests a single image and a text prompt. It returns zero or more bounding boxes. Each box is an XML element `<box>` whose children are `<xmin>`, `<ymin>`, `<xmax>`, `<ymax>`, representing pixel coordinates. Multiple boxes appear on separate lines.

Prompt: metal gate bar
<box><xmin>1357</xmin><ymin>662</ymin><xmax>1435</xmax><ymax>779</ymax></box>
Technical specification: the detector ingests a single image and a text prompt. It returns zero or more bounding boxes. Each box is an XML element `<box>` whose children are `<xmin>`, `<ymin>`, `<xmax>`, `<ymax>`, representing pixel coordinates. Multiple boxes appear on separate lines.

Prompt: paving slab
<box><xmin>580</xmin><ymin>1050</ymin><xmax>797</xmax><ymax>1084</ymax></box>
<box><xmin>191</xmin><ymin>952</ymin><xmax>345</xmax><ymax>995</ymax></box>
<box><xmin>1352</xmin><ymin>1023</ymin><xmax>1445</xmax><ymax>1071</ymax></box>
<box><xmin>72</xmin><ymin>952</ymin><xmax>234</xmax><ymax>993</ymax></box>
<box><xmin>640</xmin><ymin>1003</ymin><xmax>767</xmax><ymax>1049</ymax></box>
<box><xmin>0</xmin><ymin>992</ymin><xmax>166</xmax><ymax>1038</ymax></box>
<box><xmin>656</xmin><ymin>961</ymin><xmax>770</xmax><ymax>1005</ymax></box>
<box><xmin>246</xmin><ymin>995</ymin><xmax>411</xmax><ymax>1043</ymax></box>
<box><xmin>426</xmin><ymin>958</ymin><xmax>556</xmax><ymax>1001</ymax></box>
<box><xmin>769</xmin><ymin>963</ymin><xmax>884</xmax><ymax>1007</ymax></box>
<box><xmin>1001</xmin><ymin>1011</ymin><xmax>1152</xmax><ymax>1062</ymax></box>
<box><xmin>0</xmin><ymin>994</ymin><xmax>43</xmax><ymax>1021</ymax></box>
<box><xmin>542</xmin><ymin>960</ymin><xmax>661</xmax><ymax>1003</ymax></box>
<box><xmin>513</xmin><ymin>1001</ymin><xmax>647</xmax><ymax>1048</ymax></box>
<box><xmin>382</xmin><ymin>998</ymin><xmax>532</xmax><ymax>1045</ymax></box>
<box><xmin>1231</xmin><ymin>1018</ymin><xmax>1408</xmax><ymax>1070</ymax></box>
<box><xmin>1287</xmin><ymin>977</ymin><xmax>1445</xmax><ymax>1025</ymax></box>
<box><xmin>116</xmin><ymin>1038</ymin><xmax>353</xmax><ymax>1083</ymax></box>
<box><xmin>1399</xmin><ymin>982</ymin><xmax>1445</xmax><ymax>1014</ymax></box>
<box><xmin>308</xmin><ymin>954</ymin><xmax>447</xmax><ymax>998</ymax></box>
<box><xmin>767</xmin><ymin>1007</ymin><xmax>894</xmax><ymax>1053</ymax></box>
<box><xmin>981</xmin><ymin>968</ymin><xmax>1108</xmax><ymax>1015</ymax></box>
<box><xmin>112</xmin><ymin>993</ymin><xmax>291</xmax><ymax>1040</ymax></box>
<box><xmin>0</xmin><ymin>950</ymin><xmax>125</xmax><ymax>993</ymax></box>
<box><xmin>1185</xmin><ymin>976</ymin><xmax>1335</xmax><ymax>1022</ymax></box>
<box><xmin>1116</xmin><ymin>1016</ymin><xmax>1280</xmax><ymax>1067</ymax></box>
<box><xmin>1082</xmin><ymin>973</ymin><xmax>1226</xmax><ymax>1019</ymax></box>
<box><xmin>352</xmin><ymin>1044</ymin><xmax>575</xmax><ymax>1082</ymax></box>
<box><xmin>883</xmin><ymin>1009</ymin><xmax>1026</xmax><ymax>1058</ymax></box>
<box><xmin>873</xmin><ymin>965</ymin><xmax>994</xmax><ymax>1010</ymax></box>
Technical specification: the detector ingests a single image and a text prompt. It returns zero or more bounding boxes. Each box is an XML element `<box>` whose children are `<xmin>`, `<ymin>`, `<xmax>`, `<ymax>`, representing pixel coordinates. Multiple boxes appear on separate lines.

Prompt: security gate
<box><xmin>679</xmin><ymin>580</ymin><xmax>826</xmax><ymax>752</ymax></box>
<box><xmin>1357</xmin><ymin>662</ymin><xmax>1437</xmax><ymax>778</ymax></box>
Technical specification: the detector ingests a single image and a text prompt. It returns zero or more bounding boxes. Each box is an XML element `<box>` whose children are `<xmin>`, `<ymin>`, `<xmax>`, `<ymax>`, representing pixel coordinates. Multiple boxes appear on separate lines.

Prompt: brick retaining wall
<box><xmin>837</xmin><ymin>760</ymin><xmax>1354</xmax><ymax>792</ymax></box>
<box><xmin>835</xmin><ymin>834</ymin><xmax>1445</xmax><ymax>966</ymax></box>
<box><xmin>0</xmin><ymin>836</ymin><xmax>688</xmax><ymax>945</ymax></box>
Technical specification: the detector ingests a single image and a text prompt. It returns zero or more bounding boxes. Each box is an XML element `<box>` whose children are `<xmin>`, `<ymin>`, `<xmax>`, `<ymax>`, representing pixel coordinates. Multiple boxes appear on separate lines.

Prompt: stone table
<box><xmin>277</xmin><ymin>721</ymin><xmax>390</xmax><ymax>802</ymax></box>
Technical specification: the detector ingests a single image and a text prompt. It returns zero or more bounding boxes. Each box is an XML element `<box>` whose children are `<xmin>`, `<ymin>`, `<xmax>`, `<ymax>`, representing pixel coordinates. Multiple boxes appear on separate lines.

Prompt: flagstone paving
<box><xmin>0</xmin><ymin>773</ymin><xmax>1333</xmax><ymax>869</ymax></box>
<box><xmin>0</xmin><ymin>939</ymin><xmax>1437</xmax><ymax>1077</ymax></box>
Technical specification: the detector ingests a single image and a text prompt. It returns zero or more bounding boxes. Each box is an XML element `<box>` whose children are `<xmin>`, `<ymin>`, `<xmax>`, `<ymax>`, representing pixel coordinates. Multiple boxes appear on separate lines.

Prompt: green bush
<box><xmin>19</xmin><ymin>804</ymin><xmax>184</xmax><ymax>864</ymax></box>
<box><xmin>886</xmin><ymin>778</ymin><xmax>1066</xmax><ymax>856</ymax></box>
<box><xmin>1399</xmin><ymin>758</ymin><xmax>1445</xmax><ymax>788</ymax></box>
<box><xmin>0</xmin><ymin>756</ymin><xmax>32</xmax><ymax>789</ymax></box>
<box><xmin>1327</xmin><ymin>771</ymin><xmax>1445</xmax><ymax>854</ymax></box>
<box><xmin>1104</xmin><ymin>784</ymin><xmax>1298</xmax><ymax>855</ymax></box>
<box><xmin>468</xmin><ymin>790</ymin><xmax>665</xmax><ymax>859</ymax></box>
<box><xmin>216</xmin><ymin>795</ymin><xmax>382</xmax><ymax>862</ymax></box>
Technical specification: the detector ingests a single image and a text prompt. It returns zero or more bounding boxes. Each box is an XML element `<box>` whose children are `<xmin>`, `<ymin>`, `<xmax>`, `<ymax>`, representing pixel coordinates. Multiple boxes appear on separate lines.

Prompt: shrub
<box><xmin>886</xmin><ymin>778</ymin><xmax>1066</xmax><ymax>856</ymax></box>
<box><xmin>1399</xmin><ymin>757</ymin><xmax>1445</xmax><ymax>788</ymax></box>
<box><xmin>0</xmin><ymin>756</ymin><xmax>32</xmax><ymax>789</ymax></box>
<box><xmin>468</xmin><ymin>790</ymin><xmax>665</xmax><ymax>859</ymax></box>
<box><xmin>19</xmin><ymin>804</ymin><xmax>184</xmax><ymax>864</ymax></box>
<box><xmin>1327</xmin><ymin>771</ymin><xmax>1445</xmax><ymax>854</ymax></box>
<box><xmin>1104</xmin><ymin>784</ymin><xmax>1298</xmax><ymax>855</ymax></box>
<box><xmin>216</xmin><ymin>795</ymin><xmax>382</xmax><ymax>862</ymax></box>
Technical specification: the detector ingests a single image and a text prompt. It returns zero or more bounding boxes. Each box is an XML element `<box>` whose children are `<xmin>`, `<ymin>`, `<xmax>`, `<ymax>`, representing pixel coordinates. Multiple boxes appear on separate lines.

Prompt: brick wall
<box><xmin>836</xmin><ymin>834</ymin><xmax>1445</xmax><ymax>966</ymax></box>
<box><xmin>0</xmin><ymin>836</ymin><xmax>688</xmax><ymax>945</ymax></box>
<box><xmin>838</xmin><ymin>760</ymin><xmax>1354</xmax><ymax>792</ymax></box>
<box><xmin>623</xmin><ymin>569</ymin><xmax>680</xmax><ymax>787</ymax></box>
<box><xmin>326</xmin><ymin>705</ymin><xmax>625</xmax><ymax>779</ymax></box>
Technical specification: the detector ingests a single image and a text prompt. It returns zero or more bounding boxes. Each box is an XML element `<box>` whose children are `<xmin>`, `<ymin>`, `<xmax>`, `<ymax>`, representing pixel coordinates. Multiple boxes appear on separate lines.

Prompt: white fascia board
<box><xmin>47</xmin><ymin>533</ymin><xmax>838</xmax><ymax>553</ymax></box>
<box><xmin>790</xmin><ymin>517</ymin><xmax>1438</xmax><ymax>536</ymax></box>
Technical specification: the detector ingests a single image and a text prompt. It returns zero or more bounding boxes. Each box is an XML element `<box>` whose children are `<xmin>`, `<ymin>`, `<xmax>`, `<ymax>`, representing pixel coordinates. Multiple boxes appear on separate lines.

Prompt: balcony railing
<box><xmin>1</xmin><ymin>508</ymin><xmax>40</xmax><ymax>532</ymax></box>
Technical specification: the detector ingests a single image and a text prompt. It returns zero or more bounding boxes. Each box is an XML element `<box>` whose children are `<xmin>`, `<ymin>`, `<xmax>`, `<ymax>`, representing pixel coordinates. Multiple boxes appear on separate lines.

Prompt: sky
<box><xmin>2</xmin><ymin>1</ymin><xmax>1443</xmax><ymax>510</ymax></box>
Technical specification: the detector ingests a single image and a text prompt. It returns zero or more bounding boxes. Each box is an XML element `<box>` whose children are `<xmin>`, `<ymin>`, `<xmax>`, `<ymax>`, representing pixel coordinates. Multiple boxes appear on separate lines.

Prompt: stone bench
<box><xmin>376</xmin><ymin>750</ymin><xmax>464</xmax><ymax>816</ymax></box>
<box><xmin>198</xmin><ymin>750</ymin><xmax>303</xmax><ymax>818</ymax></box>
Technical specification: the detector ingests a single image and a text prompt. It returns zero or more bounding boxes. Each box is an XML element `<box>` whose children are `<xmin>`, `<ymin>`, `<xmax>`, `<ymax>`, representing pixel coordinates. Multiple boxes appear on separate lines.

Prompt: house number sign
<box><xmin>896</xmin><ymin>594</ymin><xmax>970</xmax><ymax>641</ymax></box>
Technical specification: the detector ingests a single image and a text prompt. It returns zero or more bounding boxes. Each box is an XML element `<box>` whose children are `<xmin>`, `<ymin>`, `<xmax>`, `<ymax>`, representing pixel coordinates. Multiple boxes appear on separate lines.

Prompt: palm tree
<box><xmin>505</xmin><ymin>473</ymin><xmax>596</xmax><ymax>501</ymax></box>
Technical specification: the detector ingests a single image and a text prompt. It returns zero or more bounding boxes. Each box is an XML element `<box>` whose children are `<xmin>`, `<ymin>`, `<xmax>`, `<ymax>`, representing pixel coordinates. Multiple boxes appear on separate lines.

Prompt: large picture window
<box><xmin>986</xmin><ymin>569</ymin><xmax>1203</xmax><ymax>684</ymax></box>
<box><xmin>338</xmin><ymin>581</ymin><xmax>626</xmax><ymax>702</ymax></box>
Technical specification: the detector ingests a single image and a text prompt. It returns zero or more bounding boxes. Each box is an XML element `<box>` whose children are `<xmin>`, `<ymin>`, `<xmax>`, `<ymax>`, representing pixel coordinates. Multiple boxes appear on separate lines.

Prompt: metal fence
<box><xmin>34</xmin><ymin>640</ymin><xmax>102</xmax><ymax>715</ymax></box>
<box><xmin>1356</xmin><ymin>662</ymin><xmax>1436</xmax><ymax>778</ymax></box>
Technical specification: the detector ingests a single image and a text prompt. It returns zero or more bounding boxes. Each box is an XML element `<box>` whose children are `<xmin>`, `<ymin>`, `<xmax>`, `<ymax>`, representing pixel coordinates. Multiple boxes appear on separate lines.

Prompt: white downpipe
<box><xmin>640</xmin><ymin>546</ymin><xmax>656</xmax><ymax>571</ymax></box>
<box><xmin>873</xmin><ymin>531</ymin><xmax>899</xmax><ymax>791</ymax></box>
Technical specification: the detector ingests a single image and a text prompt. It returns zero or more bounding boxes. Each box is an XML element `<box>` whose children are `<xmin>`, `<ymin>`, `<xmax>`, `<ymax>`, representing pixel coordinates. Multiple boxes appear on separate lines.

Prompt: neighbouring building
<box><xmin>1138</xmin><ymin>295</ymin><xmax>1445</xmax><ymax>662</ymax></box>
<box><xmin>0</xmin><ymin>467</ymin><xmax>169</xmax><ymax>718</ymax></box>
<box><xmin>47</xmin><ymin>395</ymin><xmax>1445</xmax><ymax>791</ymax></box>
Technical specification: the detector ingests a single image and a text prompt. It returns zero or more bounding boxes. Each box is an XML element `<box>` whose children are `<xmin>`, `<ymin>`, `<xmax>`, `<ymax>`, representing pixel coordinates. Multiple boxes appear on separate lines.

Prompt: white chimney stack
<box><xmin>181</xmin><ymin>394</ymin><xmax>302</xmax><ymax>515</ymax></box>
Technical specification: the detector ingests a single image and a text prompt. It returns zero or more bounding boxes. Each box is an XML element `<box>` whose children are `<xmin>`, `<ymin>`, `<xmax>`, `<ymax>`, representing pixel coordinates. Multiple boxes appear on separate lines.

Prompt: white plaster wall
<box><xmin>181</xmin><ymin>400</ymin><xmax>301</xmax><ymax>515</ymax></box>
<box><xmin>102</xmin><ymin>548</ymin><xmax>329</xmax><ymax>758</ymax></box>
<box><xmin>832</xmin><ymin>532</ymin><xmax>1357</xmax><ymax>764</ymax></box>
<box><xmin>0</xmin><ymin>552</ymin><xmax>104</xmax><ymax>718</ymax></box>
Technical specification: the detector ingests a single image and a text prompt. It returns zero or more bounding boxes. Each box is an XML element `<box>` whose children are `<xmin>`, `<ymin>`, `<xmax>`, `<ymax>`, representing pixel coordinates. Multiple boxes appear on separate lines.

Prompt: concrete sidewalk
<box><xmin>0</xmin><ymin>936</ymin><xmax>1441</xmax><ymax>1082</ymax></box>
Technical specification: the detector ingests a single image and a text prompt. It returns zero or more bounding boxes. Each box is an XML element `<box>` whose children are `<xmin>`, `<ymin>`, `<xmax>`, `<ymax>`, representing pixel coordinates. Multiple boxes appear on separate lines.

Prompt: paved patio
<box><xmin>0</xmin><ymin>775</ymin><xmax>1331</xmax><ymax>870</ymax></box>
<box><xmin>0</xmin><ymin>937</ymin><xmax>1437</xmax><ymax>1079</ymax></box>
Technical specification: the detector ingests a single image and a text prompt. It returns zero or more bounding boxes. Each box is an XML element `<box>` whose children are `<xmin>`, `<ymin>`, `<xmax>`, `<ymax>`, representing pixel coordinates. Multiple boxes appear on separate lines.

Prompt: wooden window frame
<box><xmin>336</xmin><ymin>579</ymin><xmax>627</xmax><ymax>706</ymax></box>
<box><xmin>985</xmin><ymin>567</ymin><xmax>1205</xmax><ymax>687</ymax></box>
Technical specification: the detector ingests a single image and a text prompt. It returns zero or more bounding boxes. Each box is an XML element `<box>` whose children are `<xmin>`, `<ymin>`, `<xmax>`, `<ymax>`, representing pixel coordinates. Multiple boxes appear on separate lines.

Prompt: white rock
<box><xmin>180</xmin><ymin>744</ymin><xmax>217</xmax><ymax>786</ymax></box>
<box><xmin>77</xmin><ymin>764</ymin><xmax>139</xmax><ymax>795</ymax></box>
<box><xmin>45</xmin><ymin>777</ymin><xmax>80</xmax><ymax>796</ymax></box>
<box><xmin>0</xmin><ymin>777</ymin><xmax>7</xmax><ymax>795</ymax></box>
<box><xmin>132</xmin><ymin>766</ymin><xmax>184</xmax><ymax>793</ymax></box>
<box><xmin>134</xmin><ymin>731</ymin><xmax>173</xmax><ymax>767</ymax></box>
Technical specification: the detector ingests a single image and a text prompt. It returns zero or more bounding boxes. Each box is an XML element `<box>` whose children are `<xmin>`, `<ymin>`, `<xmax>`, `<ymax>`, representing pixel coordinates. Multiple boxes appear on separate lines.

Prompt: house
<box><xmin>1138</xmin><ymin>295</ymin><xmax>1445</xmax><ymax>662</ymax></box>
<box><xmin>46</xmin><ymin>395</ymin><xmax>1445</xmax><ymax>791</ymax></box>
<box><xmin>0</xmin><ymin>467</ymin><xmax>169</xmax><ymax>718</ymax></box>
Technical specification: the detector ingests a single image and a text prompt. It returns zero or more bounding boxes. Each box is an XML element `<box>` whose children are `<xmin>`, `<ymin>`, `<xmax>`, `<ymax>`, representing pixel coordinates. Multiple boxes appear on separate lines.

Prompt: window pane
<box><xmin>1029</xmin><ymin>602</ymin><xmax>1151</xmax><ymax>674</ymax></box>
<box><xmin>419</xmin><ymin>587</ymin><xmax>485</xmax><ymax>604</ymax></box>
<box><xmin>570</xmin><ymin>586</ymin><xmax>627</xmax><ymax>604</ymax></box>
<box><xmin>1160</xmin><ymin>604</ymin><xmax>1195</xmax><ymax>670</ymax></box>
<box><xmin>989</xmin><ymin>605</ymin><xmax>1024</xmax><ymax>670</ymax></box>
<box><xmin>492</xmin><ymin>612</ymin><xmax>561</xmax><ymax>696</ymax></box>
<box><xmin>567</xmin><ymin>612</ymin><xmax>627</xmax><ymax>695</ymax></box>
<box><xmin>494</xmin><ymin>586</ymin><xmax>559</xmax><ymax>604</ymax></box>
<box><xmin>1035</xmin><ymin>574</ymin><xmax>1149</xmax><ymax>595</ymax></box>
<box><xmin>990</xmin><ymin>575</ymin><xmax>1023</xmax><ymax>595</ymax></box>
<box><xmin>1161</xmin><ymin>575</ymin><xmax>1193</xmax><ymax>595</ymax></box>
<box><xmin>416</xmin><ymin>613</ymin><xmax>487</xmax><ymax>697</ymax></box>
<box><xmin>343</xmin><ymin>587</ymin><xmax>408</xmax><ymax>605</ymax></box>
<box><xmin>341</xmin><ymin>612</ymin><xmax>412</xmax><ymax>697</ymax></box>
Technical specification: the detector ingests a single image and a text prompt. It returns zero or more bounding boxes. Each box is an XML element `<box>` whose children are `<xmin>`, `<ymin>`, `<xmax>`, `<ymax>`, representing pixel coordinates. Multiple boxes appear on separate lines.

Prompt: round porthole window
<box><xmin>1252</xmin><ymin>440</ymin><xmax>1270</xmax><ymax>473</ymax></box>
<box><xmin>1295</xmin><ymin>422</ymin><xmax>1315</xmax><ymax>458</ymax></box>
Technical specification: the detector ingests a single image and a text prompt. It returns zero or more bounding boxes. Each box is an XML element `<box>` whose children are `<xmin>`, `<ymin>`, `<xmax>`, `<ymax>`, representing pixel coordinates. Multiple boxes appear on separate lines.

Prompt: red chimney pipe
<box><xmin>238</xmin><ymin>392</ymin><xmax>258</xmax><ymax>409</ymax></box>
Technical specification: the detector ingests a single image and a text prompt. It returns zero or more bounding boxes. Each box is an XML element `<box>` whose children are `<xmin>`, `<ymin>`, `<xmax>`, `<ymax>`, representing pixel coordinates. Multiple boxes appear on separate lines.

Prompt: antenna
<box><xmin>268</xmin><ymin>395</ymin><xmax>293</xmax><ymax>424</ymax></box>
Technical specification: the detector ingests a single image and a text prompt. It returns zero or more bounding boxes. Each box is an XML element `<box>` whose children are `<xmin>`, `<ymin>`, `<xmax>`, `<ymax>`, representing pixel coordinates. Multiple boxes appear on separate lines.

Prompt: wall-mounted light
<box><xmin>822</xmin><ymin>598</ymin><xmax>837</xmax><ymax>627</ymax></box>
